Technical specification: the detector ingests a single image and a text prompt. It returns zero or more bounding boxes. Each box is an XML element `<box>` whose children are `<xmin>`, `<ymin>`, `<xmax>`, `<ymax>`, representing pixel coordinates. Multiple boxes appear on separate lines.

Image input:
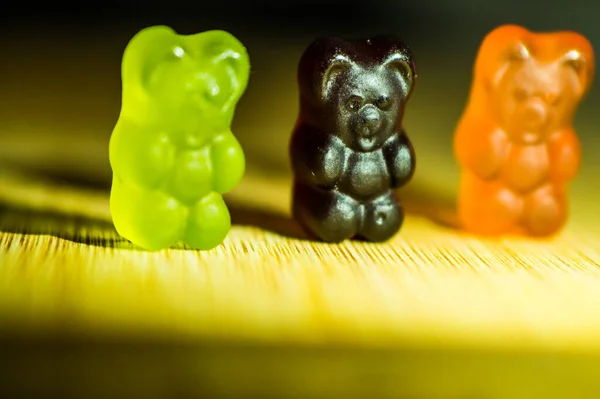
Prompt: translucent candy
<box><xmin>109</xmin><ymin>26</ymin><xmax>250</xmax><ymax>250</ymax></box>
<box><xmin>454</xmin><ymin>25</ymin><xmax>594</xmax><ymax>237</ymax></box>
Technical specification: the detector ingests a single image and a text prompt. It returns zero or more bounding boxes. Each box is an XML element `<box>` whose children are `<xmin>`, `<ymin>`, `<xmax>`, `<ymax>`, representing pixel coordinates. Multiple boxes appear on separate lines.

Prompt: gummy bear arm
<box><xmin>454</xmin><ymin>120</ymin><xmax>508</xmax><ymax>180</ymax></box>
<box><xmin>383</xmin><ymin>131</ymin><xmax>416</xmax><ymax>188</ymax></box>
<box><xmin>290</xmin><ymin>125</ymin><xmax>345</xmax><ymax>188</ymax></box>
<box><xmin>548</xmin><ymin>128</ymin><xmax>581</xmax><ymax>183</ymax></box>
<box><xmin>211</xmin><ymin>130</ymin><xmax>246</xmax><ymax>194</ymax></box>
<box><xmin>109</xmin><ymin>121</ymin><xmax>175</xmax><ymax>189</ymax></box>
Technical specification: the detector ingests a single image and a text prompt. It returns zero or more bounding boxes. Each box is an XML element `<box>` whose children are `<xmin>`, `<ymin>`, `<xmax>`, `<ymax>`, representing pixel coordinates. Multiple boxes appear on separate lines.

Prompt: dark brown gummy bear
<box><xmin>290</xmin><ymin>36</ymin><xmax>417</xmax><ymax>243</ymax></box>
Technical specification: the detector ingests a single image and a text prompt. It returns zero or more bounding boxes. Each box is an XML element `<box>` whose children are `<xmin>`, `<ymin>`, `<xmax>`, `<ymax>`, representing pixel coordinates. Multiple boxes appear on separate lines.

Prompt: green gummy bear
<box><xmin>109</xmin><ymin>26</ymin><xmax>250</xmax><ymax>251</ymax></box>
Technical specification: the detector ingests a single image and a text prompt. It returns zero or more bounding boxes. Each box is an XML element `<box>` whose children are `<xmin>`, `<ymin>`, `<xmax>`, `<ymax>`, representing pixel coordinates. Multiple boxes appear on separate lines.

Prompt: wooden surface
<box><xmin>2</xmin><ymin>165</ymin><xmax>600</xmax><ymax>399</ymax></box>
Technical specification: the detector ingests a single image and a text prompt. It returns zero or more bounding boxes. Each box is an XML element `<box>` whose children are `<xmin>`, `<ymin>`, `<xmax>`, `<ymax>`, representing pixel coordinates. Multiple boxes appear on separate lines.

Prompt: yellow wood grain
<box><xmin>1</xmin><ymin>166</ymin><xmax>600</xmax><ymax>399</ymax></box>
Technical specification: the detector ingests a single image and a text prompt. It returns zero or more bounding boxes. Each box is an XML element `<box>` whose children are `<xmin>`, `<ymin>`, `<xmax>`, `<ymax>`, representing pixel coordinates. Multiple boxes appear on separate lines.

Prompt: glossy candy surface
<box><xmin>290</xmin><ymin>36</ymin><xmax>417</xmax><ymax>243</ymax></box>
<box><xmin>454</xmin><ymin>25</ymin><xmax>594</xmax><ymax>237</ymax></box>
<box><xmin>109</xmin><ymin>26</ymin><xmax>250</xmax><ymax>250</ymax></box>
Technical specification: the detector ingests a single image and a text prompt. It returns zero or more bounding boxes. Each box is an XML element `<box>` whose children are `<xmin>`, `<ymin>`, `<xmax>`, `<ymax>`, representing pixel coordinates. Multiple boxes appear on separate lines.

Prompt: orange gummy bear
<box><xmin>454</xmin><ymin>25</ymin><xmax>594</xmax><ymax>237</ymax></box>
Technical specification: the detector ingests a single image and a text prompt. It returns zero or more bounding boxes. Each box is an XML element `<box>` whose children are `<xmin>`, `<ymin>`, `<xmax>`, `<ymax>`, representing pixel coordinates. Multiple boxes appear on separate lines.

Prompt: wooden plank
<box><xmin>2</xmin><ymin>170</ymin><xmax>600</xmax><ymax>358</ymax></box>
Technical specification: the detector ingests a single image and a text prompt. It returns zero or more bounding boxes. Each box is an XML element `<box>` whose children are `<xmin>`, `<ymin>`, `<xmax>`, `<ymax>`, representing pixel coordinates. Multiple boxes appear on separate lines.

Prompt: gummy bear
<box><xmin>290</xmin><ymin>36</ymin><xmax>417</xmax><ymax>243</ymax></box>
<box><xmin>109</xmin><ymin>26</ymin><xmax>250</xmax><ymax>250</ymax></box>
<box><xmin>454</xmin><ymin>25</ymin><xmax>594</xmax><ymax>237</ymax></box>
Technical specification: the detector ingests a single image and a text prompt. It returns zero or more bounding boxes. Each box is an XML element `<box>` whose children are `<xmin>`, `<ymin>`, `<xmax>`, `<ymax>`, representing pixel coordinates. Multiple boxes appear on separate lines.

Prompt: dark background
<box><xmin>0</xmin><ymin>0</ymin><xmax>599</xmax><ymax>224</ymax></box>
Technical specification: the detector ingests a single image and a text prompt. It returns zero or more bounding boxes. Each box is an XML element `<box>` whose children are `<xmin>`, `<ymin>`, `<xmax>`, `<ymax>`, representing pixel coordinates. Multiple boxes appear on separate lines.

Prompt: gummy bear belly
<box><xmin>339</xmin><ymin>150</ymin><xmax>389</xmax><ymax>200</ymax></box>
<box><xmin>499</xmin><ymin>143</ymin><xmax>549</xmax><ymax>193</ymax></box>
<box><xmin>167</xmin><ymin>147</ymin><xmax>213</xmax><ymax>203</ymax></box>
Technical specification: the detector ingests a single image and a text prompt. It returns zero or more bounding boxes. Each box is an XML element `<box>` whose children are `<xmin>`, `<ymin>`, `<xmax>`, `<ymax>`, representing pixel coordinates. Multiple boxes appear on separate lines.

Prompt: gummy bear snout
<box><xmin>356</xmin><ymin>105</ymin><xmax>382</xmax><ymax>138</ymax></box>
<box><xmin>349</xmin><ymin>105</ymin><xmax>386</xmax><ymax>152</ymax></box>
<box><xmin>520</xmin><ymin>98</ymin><xmax>548</xmax><ymax>130</ymax></box>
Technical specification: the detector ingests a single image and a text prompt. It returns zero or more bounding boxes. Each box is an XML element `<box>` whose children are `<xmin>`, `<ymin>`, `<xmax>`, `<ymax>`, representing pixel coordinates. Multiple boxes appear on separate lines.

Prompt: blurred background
<box><xmin>0</xmin><ymin>0</ymin><xmax>599</xmax><ymax>226</ymax></box>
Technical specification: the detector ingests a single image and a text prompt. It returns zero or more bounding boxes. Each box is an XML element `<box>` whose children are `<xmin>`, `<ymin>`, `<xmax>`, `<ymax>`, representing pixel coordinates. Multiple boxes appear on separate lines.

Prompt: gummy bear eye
<box><xmin>513</xmin><ymin>88</ymin><xmax>529</xmax><ymax>102</ymax></box>
<box><xmin>202</xmin><ymin>83</ymin><xmax>220</xmax><ymax>103</ymax></box>
<box><xmin>549</xmin><ymin>94</ymin><xmax>561</xmax><ymax>106</ymax></box>
<box><xmin>375</xmin><ymin>96</ymin><xmax>391</xmax><ymax>110</ymax></box>
<box><xmin>346</xmin><ymin>95</ymin><xmax>363</xmax><ymax>111</ymax></box>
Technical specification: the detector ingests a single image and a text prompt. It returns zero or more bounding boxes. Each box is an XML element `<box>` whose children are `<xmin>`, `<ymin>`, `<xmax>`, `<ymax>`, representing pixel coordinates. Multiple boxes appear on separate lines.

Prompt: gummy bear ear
<box><xmin>201</xmin><ymin>30</ymin><xmax>251</xmax><ymax>109</ymax></box>
<box><xmin>320</xmin><ymin>54</ymin><xmax>352</xmax><ymax>98</ymax></box>
<box><xmin>296</xmin><ymin>37</ymin><xmax>356</xmax><ymax>102</ymax></box>
<box><xmin>504</xmin><ymin>41</ymin><xmax>531</xmax><ymax>62</ymax></box>
<box><xmin>383</xmin><ymin>50</ymin><xmax>416</xmax><ymax>97</ymax></box>
<box><xmin>489</xmin><ymin>41</ymin><xmax>531</xmax><ymax>88</ymax></box>
<box><xmin>122</xmin><ymin>25</ymin><xmax>182</xmax><ymax>97</ymax></box>
<box><xmin>562</xmin><ymin>49</ymin><xmax>593</xmax><ymax>92</ymax></box>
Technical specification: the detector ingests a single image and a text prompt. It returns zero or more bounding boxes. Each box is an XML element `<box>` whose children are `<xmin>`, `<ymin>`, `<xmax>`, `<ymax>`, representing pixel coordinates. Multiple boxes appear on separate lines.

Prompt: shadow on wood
<box><xmin>0</xmin><ymin>164</ymin><xmax>462</xmax><ymax>246</ymax></box>
<box><xmin>228</xmin><ymin>203</ymin><xmax>309</xmax><ymax>240</ymax></box>
<box><xmin>397</xmin><ymin>183</ymin><xmax>460</xmax><ymax>230</ymax></box>
<box><xmin>0</xmin><ymin>200</ymin><xmax>312</xmax><ymax>249</ymax></box>
<box><xmin>0</xmin><ymin>202</ymin><xmax>130</xmax><ymax>248</ymax></box>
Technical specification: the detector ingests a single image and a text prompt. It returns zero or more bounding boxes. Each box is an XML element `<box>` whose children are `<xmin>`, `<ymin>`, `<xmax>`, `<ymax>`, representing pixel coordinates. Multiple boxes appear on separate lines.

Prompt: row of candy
<box><xmin>108</xmin><ymin>24</ymin><xmax>594</xmax><ymax>251</ymax></box>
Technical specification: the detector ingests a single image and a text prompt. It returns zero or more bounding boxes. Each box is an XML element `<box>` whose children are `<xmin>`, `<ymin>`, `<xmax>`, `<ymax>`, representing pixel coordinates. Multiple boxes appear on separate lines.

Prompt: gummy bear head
<box><xmin>475</xmin><ymin>25</ymin><xmax>594</xmax><ymax>145</ymax></box>
<box><xmin>298</xmin><ymin>36</ymin><xmax>416</xmax><ymax>152</ymax></box>
<box><xmin>121</xmin><ymin>26</ymin><xmax>250</xmax><ymax>131</ymax></box>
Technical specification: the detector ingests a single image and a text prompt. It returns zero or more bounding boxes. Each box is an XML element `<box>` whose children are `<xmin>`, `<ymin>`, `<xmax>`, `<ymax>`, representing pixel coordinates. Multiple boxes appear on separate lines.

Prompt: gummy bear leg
<box><xmin>110</xmin><ymin>179</ymin><xmax>188</xmax><ymax>250</ymax></box>
<box><xmin>184</xmin><ymin>192</ymin><xmax>231</xmax><ymax>250</ymax></box>
<box><xmin>522</xmin><ymin>184</ymin><xmax>567</xmax><ymax>237</ymax></box>
<box><xmin>358</xmin><ymin>191</ymin><xmax>403</xmax><ymax>242</ymax></box>
<box><xmin>457</xmin><ymin>172</ymin><xmax>524</xmax><ymax>236</ymax></box>
<box><xmin>292</xmin><ymin>183</ymin><xmax>360</xmax><ymax>243</ymax></box>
